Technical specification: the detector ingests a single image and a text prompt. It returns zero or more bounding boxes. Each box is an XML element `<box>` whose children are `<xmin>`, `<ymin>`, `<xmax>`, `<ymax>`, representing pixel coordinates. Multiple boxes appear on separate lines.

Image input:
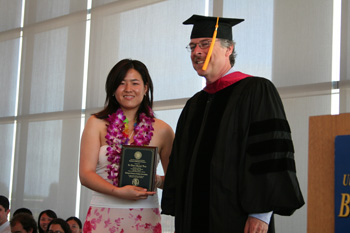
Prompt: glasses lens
<box><xmin>199</xmin><ymin>40</ymin><xmax>211</xmax><ymax>49</ymax></box>
<box><xmin>186</xmin><ymin>44</ymin><xmax>196</xmax><ymax>52</ymax></box>
<box><xmin>186</xmin><ymin>40</ymin><xmax>212</xmax><ymax>52</ymax></box>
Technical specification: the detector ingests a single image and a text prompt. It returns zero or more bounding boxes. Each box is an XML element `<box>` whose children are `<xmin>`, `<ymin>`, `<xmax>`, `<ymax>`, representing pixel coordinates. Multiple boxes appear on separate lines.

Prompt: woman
<box><xmin>66</xmin><ymin>217</ymin><xmax>82</xmax><ymax>233</ymax></box>
<box><xmin>79</xmin><ymin>59</ymin><xmax>174</xmax><ymax>233</ymax></box>
<box><xmin>47</xmin><ymin>218</ymin><xmax>71</xmax><ymax>233</ymax></box>
<box><xmin>37</xmin><ymin>209</ymin><xmax>57</xmax><ymax>233</ymax></box>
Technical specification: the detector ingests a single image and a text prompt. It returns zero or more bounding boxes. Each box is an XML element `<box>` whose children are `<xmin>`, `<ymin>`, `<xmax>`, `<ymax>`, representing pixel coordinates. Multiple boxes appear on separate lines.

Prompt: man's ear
<box><xmin>226</xmin><ymin>45</ymin><xmax>234</xmax><ymax>57</ymax></box>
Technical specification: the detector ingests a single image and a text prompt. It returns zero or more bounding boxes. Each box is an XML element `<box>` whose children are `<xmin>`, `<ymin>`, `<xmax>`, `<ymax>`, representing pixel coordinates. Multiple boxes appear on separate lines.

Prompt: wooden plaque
<box><xmin>118</xmin><ymin>145</ymin><xmax>158</xmax><ymax>191</ymax></box>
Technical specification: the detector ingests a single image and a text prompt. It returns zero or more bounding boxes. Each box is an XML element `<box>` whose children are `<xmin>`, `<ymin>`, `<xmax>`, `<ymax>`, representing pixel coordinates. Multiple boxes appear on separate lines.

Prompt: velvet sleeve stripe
<box><xmin>247</xmin><ymin>139</ymin><xmax>294</xmax><ymax>156</ymax></box>
<box><xmin>249</xmin><ymin>158</ymin><xmax>296</xmax><ymax>174</ymax></box>
<box><xmin>248</xmin><ymin>119</ymin><xmax>291</xmax><ymax>136</ymax></box>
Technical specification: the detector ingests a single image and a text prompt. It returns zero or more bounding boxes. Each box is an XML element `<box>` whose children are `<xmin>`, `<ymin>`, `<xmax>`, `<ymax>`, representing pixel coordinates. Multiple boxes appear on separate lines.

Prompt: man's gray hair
<box><xmin>219</xmin><ymin>39</ymin><xmax>236</xmax><ymax>67</ymax></box>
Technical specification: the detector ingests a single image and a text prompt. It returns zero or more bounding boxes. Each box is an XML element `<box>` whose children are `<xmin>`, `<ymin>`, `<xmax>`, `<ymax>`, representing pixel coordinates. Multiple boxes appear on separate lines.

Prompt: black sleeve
<box><xmin>239</xmin><ymin>78</ymin><xmax>305</xmax><ymax>216</ymax></box>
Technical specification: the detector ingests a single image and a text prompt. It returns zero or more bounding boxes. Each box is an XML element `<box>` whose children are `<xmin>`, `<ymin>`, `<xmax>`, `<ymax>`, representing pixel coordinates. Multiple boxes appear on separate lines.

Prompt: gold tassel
<box><xmin>202</xmin><ymin>17</ymin><xmax>219</xmax><ymax>71</ymax></box>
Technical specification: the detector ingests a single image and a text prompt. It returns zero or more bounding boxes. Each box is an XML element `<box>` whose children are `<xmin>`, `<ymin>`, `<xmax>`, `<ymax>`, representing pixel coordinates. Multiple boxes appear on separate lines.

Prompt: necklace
<box><xmin>122</xmin><ymin>117</ymin><xmax>135</xmax><ymax>144</ymax></box>
<box><xmin>105</xmin><ymin>108</ymin><xmax>154</xmax><ymax>186</ymax></box>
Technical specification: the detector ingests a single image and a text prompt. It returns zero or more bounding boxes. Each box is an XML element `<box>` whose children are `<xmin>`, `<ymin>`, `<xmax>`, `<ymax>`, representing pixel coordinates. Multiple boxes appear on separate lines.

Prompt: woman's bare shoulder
<box><xmin>153</xmin><ymin>118</ymin><xmax>174</xmax><ymax>140</ymax></box>
<box><xmin>153</xmin><ymin>118</ymin><xmax>173</xmax><ymax>131</ymax></box>
<box><xmin>84</xmin><ymin>115</ymin><xmax>107</xmax><ymax>132</ymax></box>
<box><xmin>87</xmin><ymin>115</ymin><xmax>106</xmax><ymax>125</ymax></box>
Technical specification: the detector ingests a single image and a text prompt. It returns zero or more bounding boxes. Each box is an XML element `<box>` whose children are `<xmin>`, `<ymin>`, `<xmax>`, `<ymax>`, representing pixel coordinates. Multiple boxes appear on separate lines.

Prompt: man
<box><xmin>10</xmin><ymin>213</ymin><xmax>37</xmax><ymax>233</ymax></box>
<box><xmin>161</xmin><ymin>14</ymin><xmax>305</xmax><ymax>233</ymax></box>
<box><xmin>0</xmin><ymin>196</ymin><xmax>11</xmax><ymax>233</ymax></box>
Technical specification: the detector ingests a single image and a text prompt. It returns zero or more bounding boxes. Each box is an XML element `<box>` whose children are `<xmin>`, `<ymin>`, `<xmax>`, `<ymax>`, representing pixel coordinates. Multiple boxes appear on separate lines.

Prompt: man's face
<box><xmin>48</xmin><ymin>223</ymin><xmax>64</xmax><ymax>233</ymax></box>
<box><xmin>11</xmin><ymin>221</ymin><xmax>32</xmax><ymax>233</ymax></box>
<box><xmin>0</xmin><ymin>205</ymin><xmax>9</xmax><ymax>225</ymax></box>
<box><xmin>189</xmin><ymin>38</ymin><xmax>233</xmax><ymax>83</ymax></box>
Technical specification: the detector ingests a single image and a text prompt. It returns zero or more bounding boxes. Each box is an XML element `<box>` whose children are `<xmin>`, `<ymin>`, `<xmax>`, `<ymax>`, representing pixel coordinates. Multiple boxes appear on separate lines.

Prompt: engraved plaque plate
<box><xmin>118</xmin><ymin>145</ymin><xmax>158</xmax><ymax>191</ymax></box>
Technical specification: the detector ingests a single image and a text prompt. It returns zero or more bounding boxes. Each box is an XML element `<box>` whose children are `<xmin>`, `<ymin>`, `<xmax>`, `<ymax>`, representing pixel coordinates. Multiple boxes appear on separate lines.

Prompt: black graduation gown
<box><xmin>161</xmin><ymin>76</ymin><xmax>304</xmax><ymax>233</ymax></box>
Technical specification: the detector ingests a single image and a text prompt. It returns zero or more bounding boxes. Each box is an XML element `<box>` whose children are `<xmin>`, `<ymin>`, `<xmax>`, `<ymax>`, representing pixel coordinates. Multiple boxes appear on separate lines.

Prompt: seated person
<box><xmin>37</xmin><ymin>209</ymin><xmax>57</xmax><ymax>233</ymax></box>
<box><xmin>66</xmin><ymin>217</ymin><xmax>82</xmax><ymax>233</ymax></box>
<box><xmin>0</xmin><ymin>195</ymin><xmax>10</xmax><ymax>233</ymax></box>
<box><xmin>13</xmin><ymin>208</ymin><xmax>33</xmax><ymax>217</ymax></box>
<box><xmin>47</xmin><ymin>218</ymin><xmax>71</xmax><ymax>233</ymax></box>
<box><xmin>10</xmin><ymin>213</ymin><xmax>37</xmax><ymax>233</ymax></box>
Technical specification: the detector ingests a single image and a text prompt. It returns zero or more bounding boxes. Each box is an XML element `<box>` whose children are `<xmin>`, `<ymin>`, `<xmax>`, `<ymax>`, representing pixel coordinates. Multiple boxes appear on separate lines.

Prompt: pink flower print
<box><xmin>86</xmin><ymin>207</ymin><xmax>92</xmax><ymax>217</ymax></box>
<box><xmin>152</xmin><ymin>208</ymin><xmax>160</xmax><ymax>215</ymax></box>
<box><xmin>153</xmin><ymin>223</ymin><xmax>162</xmax><ymax>233</ymax></box>
<box><xmin>135</xmin><ymin>223</ymin><xmax>141</xmax><ymax>231</ymax></box>
<box><xmin>93</xmin><ymin>208</ymin><xmax>101</xmax><ymax>218</ymax></box>
<box><xmin>104</xmin><ymin>218</ymin><xmax>111</xmax><ymax>228</ymax></box>
<box><xmin>96</xmin><ymin>213</ymin><xmax>102</xmax><ymax>224</ymax></box>
<box><xmin>144</xmin><ymin>223</ymin><xmax>151</xmax><ymax>229</ymax></box>
<box><xmin>83</xmin><ymin>220</ymin><xmax>92</xmax><ymax>233</ymax></box>
<box><xmin>135</xmin><ymin>215</ymin><xmax>142</xmax><ymax>222</ymax></box>
<box><xmin>115</xmin><ymin>218</ymin><xmax>123</xmax><ymax>226</ymax></box>
<box><xmin>108</xmin><ymin>225</ymin><xmax>118</xmax><ymax>233</ymax></box>
<box><xmin>89</xmin><ymin>218</ymin><xmax>98</xmax><ymax>230</ymax></box>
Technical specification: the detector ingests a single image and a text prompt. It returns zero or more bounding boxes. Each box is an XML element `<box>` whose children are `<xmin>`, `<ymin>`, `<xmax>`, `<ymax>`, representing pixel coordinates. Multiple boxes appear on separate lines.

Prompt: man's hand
<box><xmin>244</xmin><ymin>216</ymin><xmax>268</xmax><ymax>233</ymax></box>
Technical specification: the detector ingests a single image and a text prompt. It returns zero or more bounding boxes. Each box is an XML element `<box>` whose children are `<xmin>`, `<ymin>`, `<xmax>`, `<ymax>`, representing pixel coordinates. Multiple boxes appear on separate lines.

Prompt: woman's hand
<box><xmin>115</xmin><ymin>185</ymin><xmax>156</xmax><ymax>200</ymax></box>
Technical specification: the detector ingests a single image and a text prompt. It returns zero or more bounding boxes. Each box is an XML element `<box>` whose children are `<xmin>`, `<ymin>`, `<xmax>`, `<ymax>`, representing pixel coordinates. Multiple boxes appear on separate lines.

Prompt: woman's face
<box><xmin>114</xmin><ymin>68</ymin><xmax>147</xmax><ymax>112</ymax></box>
<box><xmin>48</xmin><ymin>223</ymin><xmax>64</xmax><ymax>233</ymax></box>
<box><xmin>67</xmin><ymin>219</ymin><xmax>81</xmax><ymax>233</ymax></box>
<box><xmin>39</xmin><ymin>213</ymin><xmax>53</xmax><ymax>231</ymax></box>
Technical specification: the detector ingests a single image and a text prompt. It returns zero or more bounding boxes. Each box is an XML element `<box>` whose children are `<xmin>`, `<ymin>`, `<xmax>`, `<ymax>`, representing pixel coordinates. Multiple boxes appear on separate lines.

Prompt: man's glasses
<box><xmin>186</xmin><ymin>40</ymin><xmax>212</xmax><ymax>52</ymax></box>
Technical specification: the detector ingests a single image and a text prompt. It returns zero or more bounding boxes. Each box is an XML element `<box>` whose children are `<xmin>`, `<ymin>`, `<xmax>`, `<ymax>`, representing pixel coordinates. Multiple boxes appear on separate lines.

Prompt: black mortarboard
<box><xmin>183</xmin><ymin>14</ymin><xmax>244</xmax><ymax>40</ymax></box>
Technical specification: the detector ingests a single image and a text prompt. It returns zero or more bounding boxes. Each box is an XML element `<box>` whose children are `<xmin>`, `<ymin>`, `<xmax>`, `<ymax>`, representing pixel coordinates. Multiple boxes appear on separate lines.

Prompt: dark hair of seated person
<box><xmin>37</xmin><ymin>209</ymin><xmax>57</xmax><ymax>233</ymax></box>
<box><xmin>66</xmin><ymin>216</ymin><xmax>82</xmax><ymax>229</ymax></box>
<box><xmin>13</xmin><ymin>207</ymin><xmax>33</xmax><ymax>216</ymax></box>
<box><xmin>47</xmin><ymin>218</ymin><xmax>72</xmax><ymax>233</ymax></box>
<box><xmin>10</xmin><ymin>213</ymin><xmax>38</xmax><ymax>233</ymax></box>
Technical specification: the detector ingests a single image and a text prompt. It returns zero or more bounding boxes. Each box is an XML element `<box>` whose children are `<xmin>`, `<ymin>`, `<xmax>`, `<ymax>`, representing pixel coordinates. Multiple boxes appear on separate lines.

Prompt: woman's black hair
<box><xmin>94</xmin><ymin>59</ymin><xmax>154</xmax><ymax>120</ymax></box>
<box><xmin>66</xmin><ymin>216</ymin><xmax>82</xmax><ymax>229</ymax></box>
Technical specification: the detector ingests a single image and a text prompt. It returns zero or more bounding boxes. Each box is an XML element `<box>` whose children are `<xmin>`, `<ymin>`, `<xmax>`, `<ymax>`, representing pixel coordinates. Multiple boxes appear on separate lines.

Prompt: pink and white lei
<box><xmin>105</xmin><ymin>108</ymin><xmax>155</xmax><ymax>186</ymax></box>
